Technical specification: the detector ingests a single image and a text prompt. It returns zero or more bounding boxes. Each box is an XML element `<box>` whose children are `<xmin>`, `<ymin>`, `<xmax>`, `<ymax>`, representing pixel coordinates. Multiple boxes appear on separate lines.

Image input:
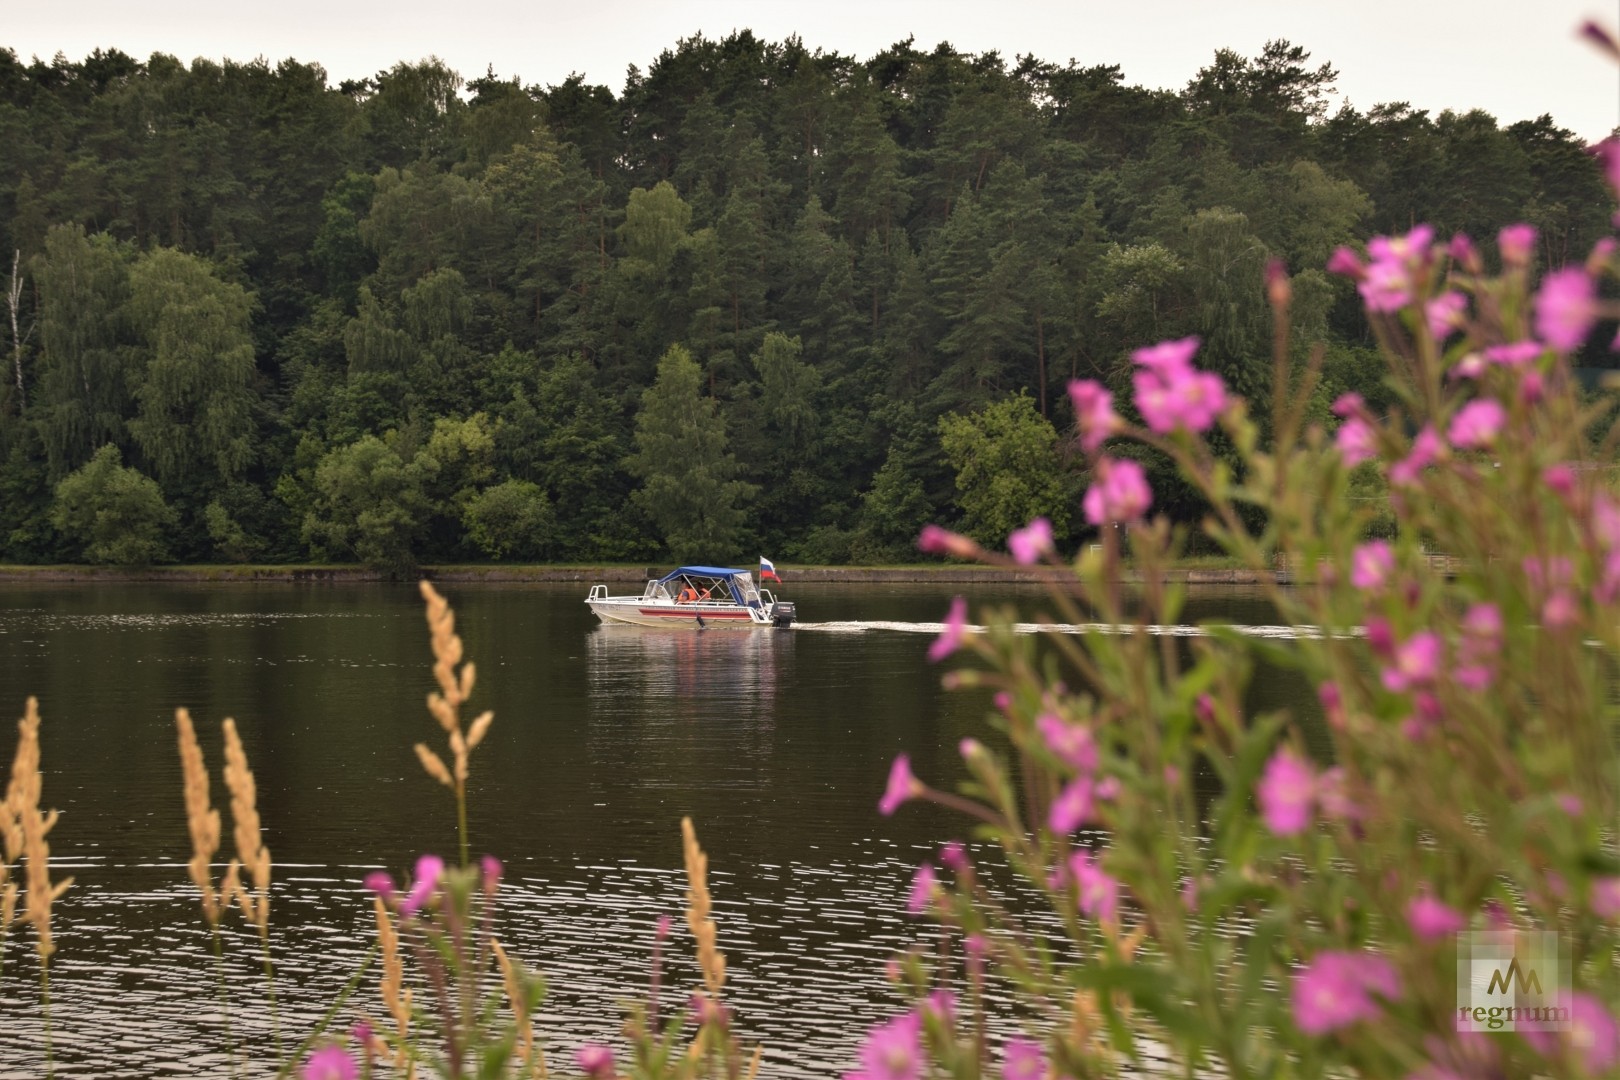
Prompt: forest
<box><xmin>0</xmin><ymin>34</ymin><xmax>1609</xmax><ymax>568</ymax></box>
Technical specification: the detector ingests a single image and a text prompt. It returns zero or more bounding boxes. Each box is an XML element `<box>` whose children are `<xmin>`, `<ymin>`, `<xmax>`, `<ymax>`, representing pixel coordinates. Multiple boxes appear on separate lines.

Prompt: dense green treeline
<box><xmin>0</xmin><ymin>36</ymin><xmax>1608</xmax><ymax>569</ymax></box>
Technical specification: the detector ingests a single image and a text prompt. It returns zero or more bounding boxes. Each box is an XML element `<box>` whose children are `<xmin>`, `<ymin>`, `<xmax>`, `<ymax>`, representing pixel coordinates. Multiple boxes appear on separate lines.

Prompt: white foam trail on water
<box><xmin>794</xmin><ymin>620</ymin><xmax>1345</xmax><ymax>639</ymax></box>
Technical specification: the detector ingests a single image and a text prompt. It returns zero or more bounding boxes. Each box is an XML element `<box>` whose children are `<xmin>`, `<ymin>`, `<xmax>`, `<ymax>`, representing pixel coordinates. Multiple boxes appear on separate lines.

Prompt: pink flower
<box><xmin>1597</xmin><ymin>139</ymin><xmax>1620</xmax><ymax>206</ymax></box>
<box><xmin>576</xmin><ymin>1044</ymin><xmax>616</xmax><ymax>1079</ymax></box>
<box><xmin>851</xmin><ymin>1011</ymin><xmax>923</xmax><ymax>1080</ymax></box>
<box><xmin>1069</xmin><ymin>850</ymin><xmax>1119</xmax><ymax>924</ymax></box>
<box><xmin>906</xmin><ymin>863</ymin><xmax>938</xmax><ymax>915</ymax></box>
<box><xmin>1350</xmin><ymin>540</ymin><xmax>1395</xmax><ymax>590</ymax></box>
<box><xmin>1008</xmin><ymin>518</ymin><xmax>1054</xmax><ymax>564</ymax></box>
<box><xmin>938</xmin><ymin>842</ymin><xmax>968</xmax><ymax>872</ymax></box>
<box><xmin>1382</xmin><ymin>631</ymin><xmax>1442</xmax><ymax>692</ymax></box>
<box><xmin>303</xmin><ymin>1046</ymin><xmax>358</xmax><ymax>1080</ymax></box>
<box><xmin>920</xmin><ymin>989</ymin><xmax>955</xmax><ymax>1026</ymax></box>
<box><xmin>1407</xmin><ymin>893</ymin><xmax>1467</xmax><ymax>940</ymax></box>
<box><xmin>1389</xmin><ymin>426</ymin><xmax>1442</xmax><ymax>487</ymax></box>
<box><xmin>1331</xmin><ymin>392</ymin><xmax>1366</xmax><ymax>419</ymax></box>
<box><xmin>1335</xmin><ymin>417</ymin><xmax>1377</xmax><ymax>468</ymax></box>
<box><xmin>1132</xmin><ymin>336</ymin><xmax>1201</xmax><ymax>373</ymax></box>
<box><xmin>917</xmin><ymin>525</ymin><xmax>978</xmax><ymax>560</ymax></box>
<box><xmin>363</xmin><ymin>871</ymin><xmax>395</xmax><ymax>902</ymax></box>
<box><xmin>1425</xmin><ymin>292</ymin><xmax>1467</xmax><ymax>341</ymax></box>
<box><xmin>1529</xmin><ymin>994</ymin><xmax>1620</xmax><ymax>1074</ymax></box>
<box><xmin>480</xmin><ymin>855</ymin><xmax>502</xmax><ymax>891</ymax></box>
<box><xmin>1036</xmin><ymin>714</ymin><xmax>1098</xmax><ymax>772</ymax></box>
<box><xmin>1571</xmin><ymin>994</ymin><xmax>1620</xmax><ymax>1074</ymax></box>
<box><xmin>1449</xmin><ymin>233</ymin><xmax>1481</xmax><ymax>272</ymax></box>
<box><xmin>879</xmin><ymin>755</ymin><xmax>923</xmax><ymax>816</ymax></box>
<box><xmin>1591</xmin><ymin>877</ymin><xmax>1620</xmax><ymax>920</ymax></box>
<box><xmin>400</xmin><ymin>854</ymin><xmax>444</xmax><ymax>917</ymax></box>
<box><xmin>1001</xmin><ymin>1038</ymin><xmax>1046</xmax><ymax>1080</ymax></box>
<box><xmin>1048</xmin><ymin>777</ymin><xmax>1095</xmax><ymax>833</ymax></box>
<box><xmin>1132</xmin><ymin>338</ymin><xmax>1227</xmax><ymax>434</ymax></box>
<box><xmin>1535</xmin><ymin>267</ymin><xmax>1597</xmax><ymax>352</ymax></box>
<box><xmin>1485</xmin><ymin>341</ymin><xmax>1543</xmax><ymax>367</ymax></box>
<box><xmin>1083</xmin><ymin>457</ymin><xmax>1152</xmax><ymax>525</ymax></box>
<box><xmin>1068</xmin><ymin>379</ymin><xmax>1121</xmax><ymax>452</ymax></box>
<box><xmin>1360</xmin><ymin>226</ymin><xmax>1435</xmax><ymax>312</ymax></box>
<box><xmin>1292</xmin><ymin>951</ymin><xmax>1401</xmax><ymax>1035</ymax></box>
<box><xmin>1543</xmin><ymin>464</ymin><xmax>1577</xmax><ymax>497</ymax></box>
<box><xmin>1450</xmin><ymin>353</ymin><xmax>1486</xmax><ymax>380</ymax></box>
<box><xmin>928</xmin><ymin>596</ymin><xmax>968</xmax><ymax>662</ymax></box>
<box><xmin>1259</xmin><ymin>749</ymin><xmax>1317</xmax><ymax>835</ymax></box>
<box><xmin>1596</xmin><ymin>494</ymin><xmax>1620</xmax><ymax>547</ymax></box>
<box><xmin>1462</xmin><ymin>602</ymin><xmax>1503</xmax><ymax>644</ymax></box>
<box><xmin>1447</xmin><ymin>399</ymin><xmax>1505</xmax><ymax>450</ymax></box>
<box><xmin>1315</xmin><ymin>767</ymin><xmax>1361</xmax><ymax>822</ymax></box>
<box><xmin>1499</xmin><ymin>223</ymin><xmax>1538</xmax><ymax>267</ymax></box>
<box><xmin>1543</xmin><ymin>590</ymin><xmax>1579</xmax><ymax>629</ymax></box>
<box><xmin>1326</xmin><ymin>246</ymin><xmax>1364</xmax><ymax>279</ymax></box>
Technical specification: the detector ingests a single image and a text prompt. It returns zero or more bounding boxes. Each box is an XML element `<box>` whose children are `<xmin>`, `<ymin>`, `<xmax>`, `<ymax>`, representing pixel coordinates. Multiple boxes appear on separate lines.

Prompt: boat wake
<box><xmin>793</xmin><ymin>620</ymin><xmax>1339</xmax><ymax>640</ymax></box>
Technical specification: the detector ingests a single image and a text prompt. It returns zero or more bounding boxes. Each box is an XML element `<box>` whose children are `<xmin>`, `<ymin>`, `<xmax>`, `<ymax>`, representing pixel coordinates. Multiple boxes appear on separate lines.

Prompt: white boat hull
<box><xmin>588</xmin><ymin>598</ymin><xmax>767</xmax><ymax>628</ymax></box>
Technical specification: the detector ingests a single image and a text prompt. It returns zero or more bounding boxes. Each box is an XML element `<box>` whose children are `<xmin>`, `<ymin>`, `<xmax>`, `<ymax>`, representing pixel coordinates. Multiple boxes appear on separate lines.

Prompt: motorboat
<box><xmin>586</xmin><ymin>566</ymin><xmax>796</xmax><ymax>629</ymax></box>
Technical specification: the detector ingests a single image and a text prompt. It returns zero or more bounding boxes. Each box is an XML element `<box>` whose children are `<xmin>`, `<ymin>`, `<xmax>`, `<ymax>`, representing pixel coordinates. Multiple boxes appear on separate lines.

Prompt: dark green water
<box><xmin>0</xmin><ymin>581</ymin><xmax>1296</xmax><ymax>1078</ymax></box>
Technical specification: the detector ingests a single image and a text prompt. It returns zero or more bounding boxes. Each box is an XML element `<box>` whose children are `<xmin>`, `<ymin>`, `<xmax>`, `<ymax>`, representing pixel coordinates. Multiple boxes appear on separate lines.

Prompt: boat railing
<box><xmin>587</xmin><ymin>584</ymin><xmax>608</xmax><ymax>600</ymax></box>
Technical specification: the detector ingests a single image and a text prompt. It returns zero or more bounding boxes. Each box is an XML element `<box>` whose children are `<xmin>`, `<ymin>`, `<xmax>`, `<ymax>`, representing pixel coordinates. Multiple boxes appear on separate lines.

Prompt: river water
<box><xmin>0</xmin><ymin>581</ymin><xmax>1298</xmax><ymax>1077</ymax></box>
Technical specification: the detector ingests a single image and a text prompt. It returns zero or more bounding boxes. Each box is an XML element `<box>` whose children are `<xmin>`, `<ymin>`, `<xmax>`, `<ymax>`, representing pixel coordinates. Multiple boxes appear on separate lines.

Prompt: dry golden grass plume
<box><xmin>681</xmin><ymin>816</ymin><xmax>725</xmax><ymax>998</ymax></box>
<box><xmin>375</xmin><ymin>896</ymin><xmax>417</xmax><ymax>1080</ymax></box>
<box><xmin>8</xmin><ymin>699</ymin><xmax>70</xmax><ymax>959</ymax></box>
<box><xmin>176</xmin><ymin>708</ymin><xmax>224</xmax><ymax>924</ymax></box>
<box><xmin>416</xmin><ymin>581</ymin><xmax>495</xmax><ymax>786</ymax></box>
<box><xmin>416</xmin><ymin>581</ymin><xmax>492</xmax><ymax>863</ymax></box>
<box><xmin>493</xmin><ymin>937</ymin><xmax>546</xmax><ymax>1079</ymax></box>
<box><xmin>221</xmin><ymin>719</ymin><xmax>271</xmax><ymax>935</ymax></box>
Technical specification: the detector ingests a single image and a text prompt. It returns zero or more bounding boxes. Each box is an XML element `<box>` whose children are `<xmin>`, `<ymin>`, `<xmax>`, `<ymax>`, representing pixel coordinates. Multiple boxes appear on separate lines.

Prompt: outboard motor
<box><xmin>770</xmin><ymin>601</ymin><xmax>796</xmax><ymax>629</ymax></box>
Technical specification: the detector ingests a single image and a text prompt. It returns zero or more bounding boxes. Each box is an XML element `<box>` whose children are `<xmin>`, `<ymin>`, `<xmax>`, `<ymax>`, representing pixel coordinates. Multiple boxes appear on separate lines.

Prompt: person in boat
<box><xmin>678</xmin><ymin>585</ymin><xmax>699</xmax><ymax>603</ymax></box>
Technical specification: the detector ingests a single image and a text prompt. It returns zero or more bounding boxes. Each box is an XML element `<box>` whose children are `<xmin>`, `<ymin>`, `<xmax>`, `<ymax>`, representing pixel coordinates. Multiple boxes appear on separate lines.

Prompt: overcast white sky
<box><xmin>8</xmin><ymin>1</ymin><xmax>1620</xmax><ymax>141</ymax></box>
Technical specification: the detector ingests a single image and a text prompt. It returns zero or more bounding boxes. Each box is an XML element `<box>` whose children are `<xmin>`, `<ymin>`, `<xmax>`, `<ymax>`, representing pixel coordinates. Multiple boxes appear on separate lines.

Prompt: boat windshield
<box><xmin>657</xmin><ymin>568</ymin><xmax>753</xmax><ymax>605</ymax></box>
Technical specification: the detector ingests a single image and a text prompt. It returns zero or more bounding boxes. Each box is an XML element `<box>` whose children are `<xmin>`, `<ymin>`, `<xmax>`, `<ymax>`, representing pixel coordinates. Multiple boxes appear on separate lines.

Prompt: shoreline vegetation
<box><xmin>0</xmin><ymin>555</ymin><xmax>1457</xmax><ymax>585</ymax></box>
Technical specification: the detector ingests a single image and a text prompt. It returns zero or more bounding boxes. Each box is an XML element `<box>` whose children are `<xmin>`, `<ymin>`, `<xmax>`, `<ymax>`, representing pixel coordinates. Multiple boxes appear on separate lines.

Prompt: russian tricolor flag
<box><xmin>759</xmin><ymin>556</ymin><xmax>781</xmax><ymax>582</ymax></box>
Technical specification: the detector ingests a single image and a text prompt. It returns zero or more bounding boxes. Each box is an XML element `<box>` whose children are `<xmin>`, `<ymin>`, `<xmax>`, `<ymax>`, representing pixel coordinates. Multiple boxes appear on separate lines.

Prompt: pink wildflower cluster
<box><xmin>364</xmin><ymin>853</ymin><xmax>445</xmax><ymax>917</ymax></box>
<box><xmin>1131</xmin><ymin>337</ymin><xmax>1227</xmax><ymax>434</ymax></box>
<box><xmin>1330</xmin><ymin>225</ymin><xmax>1435</xmax><ymax>312</ymax></box>
<box><xmin>927</xmin><ymin>595</ymin><xmax>968</xmax><ymax>663</ymax></box>
<box><xmin>1454</xmin><ymin>602</ymin><xmax>1503</xmax><ymax>691</ymax></box>
<box><xmin>576</xmin><ymin>1044</ymin><xmax>616</xmax><ymax>1080</ymax></box>
<box><xmin>1257</xmin><ymin>748</ymin><xmax>1356</xmax><ymax>835</ymax></box>
<box><xmin>845</xmin><ymin>1010</ymin><xmax>924</xmax><ymax>1080</ymax></box>
<box><xmin>1523</xmin><ymin>993</ymin><xmax>1620</xmax><ymax>1075</ymax></box>
<box><xmin>1067</xmin><ymin>379</ymin><xmax>1122</xmax><ymax>452</ymax></box>
<box><xmin>1446</xmin><ymin>399</ymin><xmax>1505</xmax><ymax>450</ymax></box>
<box><xmin>1082</xmin><ymin>457</ymin><xmax>1152</xmax><ymax>525</ymax></box>
<box><xmin>1007</xmin><ymin>518</ymin><xmax>1054</xmax><ymax>564</ymax></box>
<box><xmin>1348</xmin><ymin>540</ymin><xmax>1396</xmax><ymax>591</ymax></box>
<box><xmin>1292</xmin><ymin>950</ymin><xmax>1402</xmax><ymax>1035</ymax></box>
<box><xmin>1066</xmin><ymin>849</ymin><xmax>1120</xmax><ymax>925</ymax></box>
<box><xmin>302</xmin><ymin>1046</ymin><xmax>358</xmax><ymax>1080</ymax></box>
<box><xmin>1331</xmin><ymin>394</ymin><xmax>1377</xmax><ymax>468</ymax></box>
<box><xmin>1534</xmin><ymin>266</ymin><xmax>1598</xmax><ymax>352</ymax></box>
<box><xmin>1406</xmin><ymin>888</ymin><xmax>1467</xmax><ymax>940</ymax></box>
<box><xmin>1587</xmin><ymin>492</ymin><xmax>1620</xmax><ymax>602</ymax></box>
<box><xmin>1039</xmin><ymin>712</ymin><xmax>1100</xmax><ymax>833</ymax></box>
<box><xmin>1366</xmin><ymin>621</ymin><xmax>1442</xmax><ymax>693</ymax></box>
<box><xmin>1388</xmin><ymin>426</ymin><xmax>1444</xmax><ymax>487</ymax></box>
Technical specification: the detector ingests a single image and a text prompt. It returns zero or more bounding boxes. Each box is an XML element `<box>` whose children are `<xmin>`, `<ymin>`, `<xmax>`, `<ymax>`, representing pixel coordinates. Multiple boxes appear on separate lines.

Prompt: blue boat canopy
<box><xmin>657</xmin><ymin>566</ymin><xmax>749</xmax><ymax>580</ymax></box>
